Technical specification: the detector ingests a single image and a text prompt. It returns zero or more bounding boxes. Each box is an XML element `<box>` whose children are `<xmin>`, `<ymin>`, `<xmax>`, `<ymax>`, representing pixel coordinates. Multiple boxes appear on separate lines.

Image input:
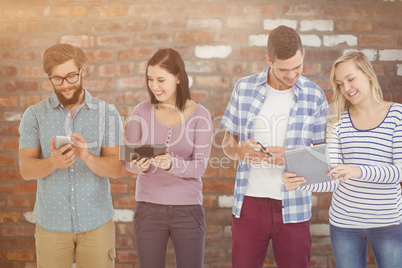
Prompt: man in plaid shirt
<box><xmin>220</xmin><ymin>25</ymin><xmax>329</xmax><ymax>268</ymax></box>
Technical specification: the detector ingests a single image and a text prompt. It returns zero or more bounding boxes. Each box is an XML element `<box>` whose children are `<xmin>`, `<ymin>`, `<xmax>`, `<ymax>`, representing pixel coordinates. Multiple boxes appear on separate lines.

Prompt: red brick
<box><xmin>110</xmin><ymin>181</ymin><xmax>128</xmax><ymax>193</ymax></box>
<box><xmin>135</xmin><ymin>33</ymin><xmax>172</xmax><ymax>43</ymax></box>
<box><xmin>0</xmin><ymin>6</ymin><xmax>45</xmax><ymax>19</ymax></box>
<box><xmin>60</xmin><ymin>35</ymin><xmax>94</xmax><ymax>48</ymax></box>
<box><xmin>0</xmin><ymin>169</ymin><xmax>21</xmax><ymax>181</ymax></box>
<box><xmin>14</xmin><ymin>183</ymin><xmax>37</xmax><ymax>195</ymax></box>
<box><xmin>0</xmin><ymin>66</ymin><xmax>17</xmax><ymax>77</ymax></box>
<box><xmin>377</xmin><ymin>22</ymin><xmax>402</xmax><ymax>32</ymax></box>
<box><xmin>20</xmin><ymin>95</ymin><xmax>48</xmax><ymax>108</ymax></box>
<box><xmin>303</xmin><ymin>63</ymin><xmax>321</xmax><ymax>76</ymax></box>
<box><xmin>203</xmin><ymin>165</ymin><xmax>218</xmax><ymax>178</ymax></box>
<box><xmin>1</xmin><ymin>139</ymin><xmax>19</xmax><ymax>151</ymax></box>
<box><xmin>310</xmin><ymin>256</ymin><xmax>327</xmax><ymax>267</ymax></box>
<box><xmin>7</xmin><ymin>249</ymin><xmax>36</xmax><ymax>261</ymax></box>
<box><xmin>0</xmin><ymin>37</ymin><xmax>19</xmax><ymax>48</ymax></box>
<box><xmin>205</xmin><ymin>209</ymin><xmax>232</xmax><ymax>225</ymax></box>
<box><xmin>195</xmin><ymin>76</ymin><xmax>230</xmax><ymax>89</ymax></box>
<box><xmin>261</xmin><ymin>4</ymin><xmax>282</xmax><ymax>15</ymax></box>
<box><xmin>217</xmin><ymin>62</ymin><xmax>247</xmax><ymax>75</ymax></box>
<box><xmin>50</xmin><ymin>5</ymin><xmax>88</xmax><ymax>17</ymax></box>
<box><xmin>117</xmin><ymin>47</ymin><xmax>154</xmax><ymax>60</ymax></box>
<box><xmin>177</xmin><ymin>31</ymin><xmax>213</xmax><ymax>44</ymax></box>
<box><xmin>90</xmin><ymin>5</ymin><xmax>127</xmax><ymax>17</ymax></box>
<box><xmin>313</xmin><ymin>193</ymin><xmax>332</xmax><ymax>208</ymax></box>
<box><xmin>20</xmin><ymin>66</ymin><xmax>45</xmax><ymax>78</ymax></box>
<box><xmin>3</xmin><ymin>21</ymin><xmax>39</xmax><ymax>33</ymax></box>
<box><xmin>360</xmin><ymin>4</ymin><xmax>394</xmax><ymax>16</ymax></box>
<box><xmin>0</xmin><ymin>237</ymin><xmax>34</xmax><ymax>249</ymax></box>
<box><xmin>190</xmin><ymin>90</ymin><xmax>209</xmax><ymax>102</ymax></box>
<box><xmin>0</xmin><ymin>96</ymin><xmax>18</xmax><ymax>107</ymax></box>
<box><xmin>0</xmin><ymin>124</ymin><xmax>19</xmax><ymax>136</ymax></box>
<box><xmin>321</xmin><ymin>5</ymin><xmax>358</xmax><ymax>16</ymax></box>
<box><xmin>218</xmin><ymin>167</ymin><xmax>237</xmax><ymax>179</ymax></box>
<box><xmin>0</xmin><ymin>154</ymin><xmax>16</xmax><ymax>166</ymax></box>
<box><xmin>6</xmin><ymin>80</ymin><xmax>38</xmax><ymax>92</ymax></box>
<box><xmin>203</xmin><ymin>195</ymin><xmax>218</xmax><ymax>208</ymax></box>
<box><xmin>284</xmin><ymin>5</ymin><xmax>320</xmax><ymax>16</ymax></box>
<box><xmin>109</xmin><ymin>19</ymin><xmax>147</xmax><ymax>32</ymax></box>
<box><xmin>359</xmin><ymin>35</ymin><xmax>394</xmax><ymax>47</ymax></box>
<box><xmin>85</xmin><ymin>78</ymin><xmax>117</xmax><ymax>91</ymax></box>
<box><xmin>115</xmin><ymin>236</ymin><xmax>134</xmax><ymax>249</ymax></box>
<box><xmin>0</xmin><ymin>184</ymin><xmax>13</xmax><ymax>194</ymax></box>
<box><xmin>117</xmin><ymin>250</ymin><xmax>137</xmax><ymax>263</ymax></box>
<box><xmin>128</xmin><ymin>180</ymin><xmax>136</xmax><ymax>193</ymax></box>
<box><xmin>204</xmin><ymin>248</ymin><xmax>226</xmax><ymax>262</ymax></box>
<box><xmin>203</xmin><ymin>180</ymin><xmax>235</xmax><ymax>194</ymax></box>
<box><xmin>97</xmin><ymin>36</ymin><xmax>133</xmax><ymax>47</ymax></box>
<box><xmin>98</xmin><ymin>63</ymin><xmax>134</xmax><ymax>77</ymax></box>
<box><xmin>113</xmin><ymin>195</ymin><xmax>136</xmax><ymax>208</ymax></box>
<box><xmin>0</xmin><ymin>212</ymin><xmax>21</xmax><ymax>223</ymax></box>
<box><xmin>85</xmin><ymin>50</ymin><xmax>114</xmax><ymax>62</ymax></box>
<box><xmin>7</xmin><ymin>195</ymin><xmax>36</xmax><ymax>208</ymax></box>
<box><xmin>2</xmin><ymin>225</ymin><xmax>35</xmax><ymax>237</ymax></box>
<box><xmin>115</xmin><ymin>222</ymin><xmax>134</xmax><ymax>236</ymax></box>
<box><xmin>3</xmin><ymin>51</ymin><xmax>38</xmax><ymax>61</ymax></box>
<box><xmin>335</xmin><ymin>20</ymin><xmax>373</xmax><ymax>32</ymax></box>
<box><xmin>150</xmin><ymin>18</ymin><xmax>186</xmax><ymax>29</ymax></box>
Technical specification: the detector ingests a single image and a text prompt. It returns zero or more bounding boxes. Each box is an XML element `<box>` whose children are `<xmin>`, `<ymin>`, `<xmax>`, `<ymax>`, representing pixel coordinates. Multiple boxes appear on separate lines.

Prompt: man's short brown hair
<box><xmin>43</xmin><ymin>43</ymin><xmax>86</xmax><ymax>75</ymax></box>
<box><xmin>267</xmin><ymin>25</ymin><xmax>303</xmax><ymax>62</ymax></box>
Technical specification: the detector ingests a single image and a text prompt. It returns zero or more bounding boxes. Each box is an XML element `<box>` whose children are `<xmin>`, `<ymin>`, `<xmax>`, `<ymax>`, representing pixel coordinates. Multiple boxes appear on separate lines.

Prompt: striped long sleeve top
<box><xmin>299</xmin><ymin>103</ymin><xmax>402</xmax><ymax>228</ymax></box>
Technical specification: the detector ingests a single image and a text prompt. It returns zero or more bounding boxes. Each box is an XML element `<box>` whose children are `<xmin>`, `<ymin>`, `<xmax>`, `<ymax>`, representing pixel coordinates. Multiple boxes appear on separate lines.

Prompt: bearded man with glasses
<box><xmin>18</xmin><ymin>43</ymin><xmax>123</xmax><ymax>267</ymax></box>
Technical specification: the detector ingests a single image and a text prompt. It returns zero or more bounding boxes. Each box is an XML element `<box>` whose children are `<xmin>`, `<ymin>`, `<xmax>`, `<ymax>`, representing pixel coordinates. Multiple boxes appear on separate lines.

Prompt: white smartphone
<box><xmin>55</xmin><ymin>135</ymin><xmax>72</xmax><ymax>152</ymax></box>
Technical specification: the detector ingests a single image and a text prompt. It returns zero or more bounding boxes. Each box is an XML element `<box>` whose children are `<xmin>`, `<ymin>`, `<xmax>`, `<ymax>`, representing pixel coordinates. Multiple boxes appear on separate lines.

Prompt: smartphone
<box><xmin>55</xmin><ymin>136</ymin><xmax>72</xmax><ymax>154</ymax></box>
<box><xmin>119</xmin><ymin>144</ymin><xmax>167</xmax><ymax>162</ymax></box>
<box><xmin>257</xmin><ymin>142</ymin><xmax>274</xmax><ymax>157</ymax></box>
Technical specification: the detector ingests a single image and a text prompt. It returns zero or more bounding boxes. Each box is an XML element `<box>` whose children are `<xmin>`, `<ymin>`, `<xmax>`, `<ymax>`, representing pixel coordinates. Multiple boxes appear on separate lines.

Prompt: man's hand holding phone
<box><xmin>50</xmin><ymin>136</ymin><xmax>75</xmax><ymax>169</ymax></box>
<box><xmin>236</xmin><ymin>140</ymin><xmax>269</xmax><ymax>164</ymax></box>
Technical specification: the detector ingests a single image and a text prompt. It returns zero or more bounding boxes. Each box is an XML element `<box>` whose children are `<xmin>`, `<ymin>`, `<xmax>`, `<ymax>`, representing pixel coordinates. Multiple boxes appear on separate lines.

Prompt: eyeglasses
<box><xmin>49</xmin><ymin>69</ymin><xmax>82</xmax><ymax>86</ymax></box>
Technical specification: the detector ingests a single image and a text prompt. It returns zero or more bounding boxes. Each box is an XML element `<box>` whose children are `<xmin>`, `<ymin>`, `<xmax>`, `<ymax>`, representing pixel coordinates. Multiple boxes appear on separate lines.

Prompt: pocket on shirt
<box><xmin>80</xmin><ymin>130</ymin><xmax>102</xmax><ymax>155</ymax></box>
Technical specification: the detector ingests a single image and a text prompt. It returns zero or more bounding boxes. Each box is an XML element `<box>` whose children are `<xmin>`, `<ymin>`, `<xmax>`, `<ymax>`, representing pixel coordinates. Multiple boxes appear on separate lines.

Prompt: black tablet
<box><xmin>119</xmin><ymin>144</ymin><xmax>167</xmax><ymax>162</ymax></box>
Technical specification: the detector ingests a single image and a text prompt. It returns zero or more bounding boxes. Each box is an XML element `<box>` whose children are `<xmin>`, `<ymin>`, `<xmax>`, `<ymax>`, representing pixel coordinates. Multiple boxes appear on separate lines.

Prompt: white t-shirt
<box><xmin>246</xmin><ymin>84</ymin><xmax>295</xmax><ymax>200</ymax></box>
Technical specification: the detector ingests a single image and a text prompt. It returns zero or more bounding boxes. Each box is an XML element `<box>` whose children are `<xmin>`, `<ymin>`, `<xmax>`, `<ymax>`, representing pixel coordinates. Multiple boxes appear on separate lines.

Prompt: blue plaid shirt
<box><xmin>19</xmin><ymin>90</ymin><xmax>123</xmax><ymax>233</ymax></box>
<box><xmin>220</xmin><ymin>67</ymin><xmax>329</xmax><ymax>223</ymax></box>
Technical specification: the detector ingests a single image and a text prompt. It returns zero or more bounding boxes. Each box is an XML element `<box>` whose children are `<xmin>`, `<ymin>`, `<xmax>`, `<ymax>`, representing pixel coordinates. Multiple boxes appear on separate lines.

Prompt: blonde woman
<box><xmin>283</xmin><ymin>51</ymin><xmax>402</xmax><ymax>268</ymax></box>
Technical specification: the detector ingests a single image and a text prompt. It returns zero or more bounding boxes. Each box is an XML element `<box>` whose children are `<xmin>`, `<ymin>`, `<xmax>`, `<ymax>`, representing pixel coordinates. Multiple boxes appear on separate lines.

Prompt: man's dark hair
<box><xmin>267</xmin><ymin>25</ymin><xmax>303</xmax><ymax>62</ymax></box>
<box><xmin>43</xmin><ymin>43</ymin><xmax>86</xmax><ymax>75</ymax></box>
<box><xmin>146</xmin><ymin>48</ymin><xmax>191</xmax><ymax>111</ymax></box>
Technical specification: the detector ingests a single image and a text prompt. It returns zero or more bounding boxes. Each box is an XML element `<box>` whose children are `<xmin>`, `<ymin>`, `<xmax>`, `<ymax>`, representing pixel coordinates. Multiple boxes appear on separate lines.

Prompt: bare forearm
<box><xmin>222</xmin><ymin>133</ymin><xmax>239</xmax><ymax>160</ymax></box>
<box><xmin>20</xmin><ymin>157</ymin><xmax>56</xmax><ymax>180</ymax></box>
<box><xmin>83</xmin><ymin>153</ymin><xmax>122</xmax><ymax>178</ymax></box>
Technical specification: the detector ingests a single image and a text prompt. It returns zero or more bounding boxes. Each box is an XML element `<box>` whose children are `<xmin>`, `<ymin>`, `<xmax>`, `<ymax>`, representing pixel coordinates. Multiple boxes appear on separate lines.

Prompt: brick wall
<box><xmin>1</xmin><ymin>0</ymin><xmax>402</xmax><ymax>267</ymax></box>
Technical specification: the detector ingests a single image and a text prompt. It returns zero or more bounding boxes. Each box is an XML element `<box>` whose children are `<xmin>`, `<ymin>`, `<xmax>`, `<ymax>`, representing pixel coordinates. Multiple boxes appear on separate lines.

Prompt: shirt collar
<box><xmin>262</xmin><ymin>66</ymin><xmax>303</xmax><ymax>92</ymax></box>
<box><xmin>49</xmin><ymin>89</ymin><xmax>92</xmax><ymax>109</ymax></box>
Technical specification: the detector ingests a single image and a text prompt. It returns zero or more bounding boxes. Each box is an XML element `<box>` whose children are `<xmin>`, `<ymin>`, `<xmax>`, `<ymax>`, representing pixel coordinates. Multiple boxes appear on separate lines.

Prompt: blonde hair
<box><xmin>328</xmin><ymin>51</ymin><xmax>383</xmax><ymax>132</ymax></box>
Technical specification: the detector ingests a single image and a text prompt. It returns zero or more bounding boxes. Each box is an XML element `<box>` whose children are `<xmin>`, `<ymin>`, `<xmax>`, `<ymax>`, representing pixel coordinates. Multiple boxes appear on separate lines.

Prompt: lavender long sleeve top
<box><xmin>124</xmin><ymin>100</ymin><xmax>213</xmax><ymax>205</ymax></box>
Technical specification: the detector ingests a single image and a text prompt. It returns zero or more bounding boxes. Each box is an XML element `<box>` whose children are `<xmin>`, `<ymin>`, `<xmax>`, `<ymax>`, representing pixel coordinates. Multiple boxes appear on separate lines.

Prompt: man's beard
<box><xmin>55</xmin><ymin>83</ymin><xmax>83</xmax><ymax>106</ymax></box>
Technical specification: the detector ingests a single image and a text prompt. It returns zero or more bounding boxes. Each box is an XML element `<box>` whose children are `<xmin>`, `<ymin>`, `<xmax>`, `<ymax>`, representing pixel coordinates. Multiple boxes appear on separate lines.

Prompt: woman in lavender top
<box><xmin>283</xmin><ymin>52</ymin><xmax>402</xmax><ymax>268</ymax></box>
<box><xmin>124</xmin><ymin>48</ymin><xmax>213</xmax><ymax>268</ymax></box>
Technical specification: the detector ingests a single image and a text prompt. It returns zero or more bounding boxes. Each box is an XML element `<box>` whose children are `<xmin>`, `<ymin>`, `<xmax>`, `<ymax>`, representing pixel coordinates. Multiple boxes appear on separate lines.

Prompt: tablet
<box><xmin>284</xmin><ymin>144</ymin><xmax>332</xmax><ymax>186</ymax></box>
<box><xmin>119</xmin><ymin>144</ymin><xmax>167</xmax><ymax>162</ymax></box>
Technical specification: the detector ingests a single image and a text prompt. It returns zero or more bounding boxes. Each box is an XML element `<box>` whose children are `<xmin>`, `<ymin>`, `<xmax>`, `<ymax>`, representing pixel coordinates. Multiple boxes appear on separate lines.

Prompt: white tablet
<box><xmin>284</xmin><ymin>144</ymin><xmax>332</xmax><ymax>186</ymax></box>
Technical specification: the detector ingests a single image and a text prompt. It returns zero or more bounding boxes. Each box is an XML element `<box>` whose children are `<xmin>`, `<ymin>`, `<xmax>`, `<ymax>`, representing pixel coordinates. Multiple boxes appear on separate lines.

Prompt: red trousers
<box><xmin>231</xmin><ymin>196</ymin><xmax>311</xmax><ymax>268</ymax></box>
